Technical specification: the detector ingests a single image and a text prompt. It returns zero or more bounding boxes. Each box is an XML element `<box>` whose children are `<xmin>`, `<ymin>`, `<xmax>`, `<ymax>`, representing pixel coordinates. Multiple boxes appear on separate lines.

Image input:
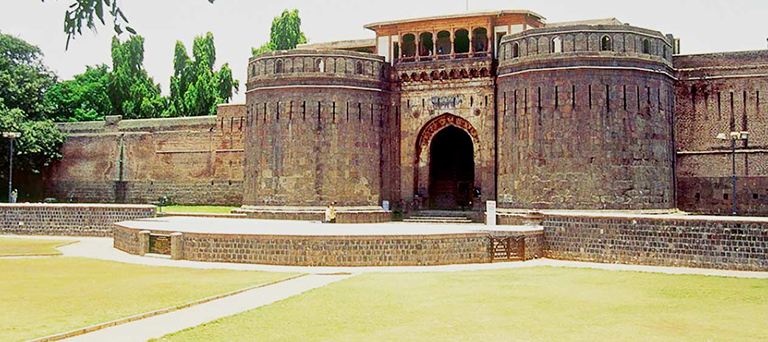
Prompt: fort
<box><xmin>41</xmin><ymin>10</ymin><xmax>768</xmax><ymax>218</ymax></box>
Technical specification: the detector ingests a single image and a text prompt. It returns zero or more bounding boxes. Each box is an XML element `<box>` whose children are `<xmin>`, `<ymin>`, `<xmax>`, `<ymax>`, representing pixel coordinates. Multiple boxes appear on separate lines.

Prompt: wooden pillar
<box><xmin>450</xmin><ymin>29</ymin><xmax>455</xmax><ymax>58</ymax></box>
<box><xmin>432</xmin><ymin>31</ymin><xmax>437</xmax><ymax>57</ymax></box>
<box><xmin>416</xmin><ymin>32</ymin><xmax>421</xmax><ymax>61</ymax></box>
<box><xmin>470</xmin><ymin>28</ymin><xmax>475</xmax><ymax>54</ymax></box>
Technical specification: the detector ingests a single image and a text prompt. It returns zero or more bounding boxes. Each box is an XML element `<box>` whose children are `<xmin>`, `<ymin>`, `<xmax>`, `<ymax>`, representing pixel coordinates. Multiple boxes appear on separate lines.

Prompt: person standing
<box><xmin>325</xmin><ymin>202</ymin><xmax>337</xmax><ymax>223</ymax></box>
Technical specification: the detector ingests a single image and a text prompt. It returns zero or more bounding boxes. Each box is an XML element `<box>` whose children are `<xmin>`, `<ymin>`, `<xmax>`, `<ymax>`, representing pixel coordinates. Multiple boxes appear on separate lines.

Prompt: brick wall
<box><xmin>674</xmin><ymin>51</ymin><xmax>768</xmax><ymax>215</ymax></box>
<box><xmin>43</xmin><ymin>105</ymin><xmax>246</xmax><ymax>206</ymax></box>
<box><xmin>542</xmin><ymin>213</ymin><xmax>768</xmax><ymax>271</ymax></box>
<box><xmin>0</xmin><ymin>204</ymin><xmax>156</xmax><ymax>237</ymax></box>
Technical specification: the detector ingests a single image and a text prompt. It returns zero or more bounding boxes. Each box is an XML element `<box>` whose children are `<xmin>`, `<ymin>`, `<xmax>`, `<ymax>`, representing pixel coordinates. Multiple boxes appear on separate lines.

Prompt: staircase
<box><xmin>403</xmin><ymin>210</ymin><xmax>475</xmax><ymax>224</ymax></box>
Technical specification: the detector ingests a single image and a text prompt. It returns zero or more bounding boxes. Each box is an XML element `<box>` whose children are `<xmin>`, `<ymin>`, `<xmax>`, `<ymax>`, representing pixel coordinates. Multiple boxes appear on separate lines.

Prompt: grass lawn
<box><xmin>0</xmin><ymin>237</ymin><xmax>76</xmax><ymax>256</ymax></box>
<box><xmin>0</xmin><ymin>257</ymin><xmax>294</xmax><ymax>342</ymax></box>
<box><xmin>152</xmin><ymin>267</ymin><xmax>768</xmax><ymax>342</ymax></box>
<box><xmin>161</xmin><ymin>205</ymin><xmax>238</xmax><ymax>214</ymax></box>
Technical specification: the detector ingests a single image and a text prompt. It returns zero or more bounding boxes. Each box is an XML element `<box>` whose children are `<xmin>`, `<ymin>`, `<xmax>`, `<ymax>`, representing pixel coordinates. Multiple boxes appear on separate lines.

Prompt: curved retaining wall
<box><xmin>244</xmin><ymin>50</ymin><xmax>391</xmax><ymax>207</ymax></box>
<box><xmin>113</xmin><ymin>218</ymin><xmax>544</xmax><ymax>266</ymax></box>
<box><xmin>496</xmin><ymin>25</ymin><xmax>676</xmax><ymax>210</ymax></box>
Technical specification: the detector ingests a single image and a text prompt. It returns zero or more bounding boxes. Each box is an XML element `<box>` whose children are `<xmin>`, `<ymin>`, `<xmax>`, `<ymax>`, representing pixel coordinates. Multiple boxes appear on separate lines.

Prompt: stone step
<box><xmin>403</xmin><ymin>217</ymin><xmax>474</xmax><ymax>224</ymax></box>
<box><xmin>408</xmin><ymin>216</ymin><xmax>473</xmax><ymax>221</ymax></box>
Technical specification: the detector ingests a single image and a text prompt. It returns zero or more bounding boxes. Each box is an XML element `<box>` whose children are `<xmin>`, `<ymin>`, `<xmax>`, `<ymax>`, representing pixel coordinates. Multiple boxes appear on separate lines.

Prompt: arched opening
<box><xmin>601</xmin><ymin>35</ymin><xmax>612</xmax><ymax>51</ymax></box>
<box><xmin>552</xmin><ymin>36</ymin><xmax>562</xmax><ymax>53</ymax></box>
<box><xmin>419</xmin><ymin>32</ymin><xmax>434</xmax><ymax>58</ymax></box>
<box><xmin>275</xmin><ymin>60</ymin><xmax>284</xmax><ymax>73</ymax></box>
<box><xmin>512</xmin><ymin>42</ymin><xmax>520</xmax><ymax>58</ymax></box>
<box><xmin>436</xmin><ymin>31</ymin><xmax>451</xmax><ymax>56</ymax></box>
<box><xmin>454</xmin><ymin>29</ymin><xmax>470</xmax><ymax>55</ymax></box>
<box><xmin>472</xmin><ymin>28</ymin><xmax>488</xmax><ymax>53</ymax></box>
<box><xmin>429</xmin><ymin>126</ymin><xmax>475</xmax><ymax>209</ymax></box>
<box><xmin>356</xmin><ymin>61</ymin><xmax>363</xmax><ymax>74</ymax></box>
<box><xmin>402</xmin><ymin>34</ymin><xmax>416</xmax><ymax>59</ymax></box>
<box><xmin>642</xmin><ymin>39</ymin><xmax>650</xmax><ymax>54</ymax></box>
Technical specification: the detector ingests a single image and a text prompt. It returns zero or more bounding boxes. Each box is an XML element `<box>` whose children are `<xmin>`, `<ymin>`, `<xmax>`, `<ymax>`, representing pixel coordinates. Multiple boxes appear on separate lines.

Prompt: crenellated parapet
<box><xmin>247</xmin><ymin>50</ymin><xmax>390</xmax><ymax>90</ymax></box>
<box><xmin>498</xmin><ymin>24</ymin><xmax>674</xmax><ymax>76</ymax></box>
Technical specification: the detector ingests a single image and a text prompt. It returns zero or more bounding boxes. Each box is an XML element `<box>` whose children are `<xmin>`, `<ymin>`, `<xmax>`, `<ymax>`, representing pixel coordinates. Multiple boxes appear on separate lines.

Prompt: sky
<box><xmin>1</xmin><ymin>0</ymin><xmax>767</xmax><ymax>103</ymax></box>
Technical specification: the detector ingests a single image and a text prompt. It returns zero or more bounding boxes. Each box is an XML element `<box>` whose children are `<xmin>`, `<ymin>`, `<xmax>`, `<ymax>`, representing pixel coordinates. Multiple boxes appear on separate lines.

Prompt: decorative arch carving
<box><xmin>416</xmin><ymin>114</ymin><xmax>479</xmax><ymax>157</ymax></box>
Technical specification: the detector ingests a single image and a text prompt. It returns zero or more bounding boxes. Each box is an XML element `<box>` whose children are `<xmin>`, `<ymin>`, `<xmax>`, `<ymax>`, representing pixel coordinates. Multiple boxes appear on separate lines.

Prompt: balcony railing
<box><xmin>396</xmin><ymin>51</ymin><xmax>492</xmax><ymax>64</ymax></box>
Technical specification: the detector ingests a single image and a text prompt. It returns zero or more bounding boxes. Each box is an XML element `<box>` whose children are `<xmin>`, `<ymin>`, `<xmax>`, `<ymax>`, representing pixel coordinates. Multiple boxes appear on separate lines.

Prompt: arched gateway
<box><xmin>415</xmin><ymin>114</ymin><xmax>480</xmax><ymax>210</ymax></box>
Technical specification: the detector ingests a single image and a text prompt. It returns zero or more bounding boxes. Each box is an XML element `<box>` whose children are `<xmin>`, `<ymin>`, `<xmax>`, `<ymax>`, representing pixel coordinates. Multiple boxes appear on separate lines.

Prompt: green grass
<box><xmin>152</xmin><ymin>267</ymin><xmax>768</xmax><ymax>342</ymax></box>
<box><xmin>0</xmin><ymin>237</ymin><xmax>75</xmax><ymax>256</ymax></box>
<box><xmin>162</xmin><ymin>205</ymin><xmax>238</xmax><ymax>214</ymax></box>
<box><xmin>0</xmin><ymin>257</ymin><xmax>294</xmax><ymax>342</ymax></box>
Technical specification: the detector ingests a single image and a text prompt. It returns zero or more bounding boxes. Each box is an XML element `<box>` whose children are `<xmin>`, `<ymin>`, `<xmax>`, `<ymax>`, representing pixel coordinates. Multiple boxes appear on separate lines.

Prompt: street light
<box><xmin>717</xmin><ymin>131</ymin><xmax>750</xmax><ymax>215</ymax></box>
<box><xmin>2</xmin><ymin>132</ymin><xmax>21</xmax><ymax>203</ymax></box>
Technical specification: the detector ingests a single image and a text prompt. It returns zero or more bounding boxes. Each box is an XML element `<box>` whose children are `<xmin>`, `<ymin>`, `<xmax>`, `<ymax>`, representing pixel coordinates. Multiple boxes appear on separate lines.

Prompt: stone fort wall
<box><xmin>495</xmin><ymin>25</ymin><xmax>677</xmax><ymax>210</ymax></box>
<box><xmin>43</xmin><ymin>105</ymin><xmax>246</xmax><ymax>205</ymax></box>
<box><xmin>674</xmin><ymin>51</ymin><xmax>768</xmax><ymax>215</ymax></box>
<box><xmin>243</xmin><ymin>50</ymin><xmax>392</xmax><ymax>207</ymax></box>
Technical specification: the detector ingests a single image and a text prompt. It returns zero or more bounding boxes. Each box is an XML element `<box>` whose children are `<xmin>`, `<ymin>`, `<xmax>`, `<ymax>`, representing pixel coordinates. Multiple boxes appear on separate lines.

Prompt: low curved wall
<box><xmin>232</xmin><ymin>206</ymin><xmax>392</xmax><ymax>223</ymax></box>
<box><xmin>113</xmin><ymin>219</ymin><xmax>543</xmax><ymax>266</ymax></box>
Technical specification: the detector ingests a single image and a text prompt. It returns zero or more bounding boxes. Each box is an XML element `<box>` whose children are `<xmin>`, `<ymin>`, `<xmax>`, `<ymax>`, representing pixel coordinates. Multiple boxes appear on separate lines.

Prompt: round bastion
<box><xmin>243</xmin><ymin>50</ymin><xmax>390</xmax><ymax>209</ymax></box>
<box><xmin>495</xmin><ymin>24</ymin><xmax>676</xmax><ymax>210</ymax></box>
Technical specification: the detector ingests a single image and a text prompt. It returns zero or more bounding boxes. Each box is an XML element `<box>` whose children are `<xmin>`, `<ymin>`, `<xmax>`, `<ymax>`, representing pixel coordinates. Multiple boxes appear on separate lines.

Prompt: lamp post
<box><xmin>2</xmin><ymin>132</ymin><xmax>21</xmax><ymax>203</ymax></box>
<box><xmin>717</xmin><ymin>131</ymin><xmax>750</xmax><ymax>215</ymax></box>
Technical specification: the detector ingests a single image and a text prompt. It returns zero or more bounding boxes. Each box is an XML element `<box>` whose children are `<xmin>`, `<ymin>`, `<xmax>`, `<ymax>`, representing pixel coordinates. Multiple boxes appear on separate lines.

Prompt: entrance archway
<box><xmin>429</xmin><ymin>126</ymin><xmax>475</xmax><ymax>209</ymax></box>
<box><xmin>414</xmin><ymin>114</ymin><xmax>480</xmax><ymax>210</ymax></box>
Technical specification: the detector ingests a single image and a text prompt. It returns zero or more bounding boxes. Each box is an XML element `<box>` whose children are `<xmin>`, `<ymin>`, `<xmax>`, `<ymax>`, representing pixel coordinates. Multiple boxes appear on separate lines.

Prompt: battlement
<box><xmin>498</xmin><ymin>24</ymin><xmax>674</xmax><ymax>74</ymax></box>
<box><xmin>246</xmin><ymin>49</ymin><xmax>389</xmax><ymax>91</ymax></box>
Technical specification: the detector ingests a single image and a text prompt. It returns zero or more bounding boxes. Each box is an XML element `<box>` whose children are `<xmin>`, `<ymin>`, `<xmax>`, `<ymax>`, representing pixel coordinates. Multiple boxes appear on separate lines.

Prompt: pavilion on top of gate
<box><xmin>364</xmin><ymin>10</ymin><xmax>546</xmax><ymax>63</ymax></box>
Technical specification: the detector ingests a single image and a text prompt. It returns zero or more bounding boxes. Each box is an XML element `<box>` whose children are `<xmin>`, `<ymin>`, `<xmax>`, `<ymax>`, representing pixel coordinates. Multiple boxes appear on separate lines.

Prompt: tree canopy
<box><xmin>44</xmin><ymin>0</ymin><xmax>215</xmax><ymax>48</ymax></box>
<box><xmin>0</xmin><ymin>32</ymin><xmax>65</xmax><ymax>184</ymax></box>
<box><xmin>108</xmin><ymin>35</ymin><xmax>166</xmax><ymax>119</ymax></box>
<box><xmin>45</xmin><ymin>64</ymin><xmax>113</xmax><ymax>122</ymax></box>
<box><xmin>168</xmin><ymin>32</ymin><xmax>239</xmax><ymax>117</ymax></box>
<box><xmin>252</xmin><ymin>9</ymin><xmax>307</xmax><ymax>56</ymax></box>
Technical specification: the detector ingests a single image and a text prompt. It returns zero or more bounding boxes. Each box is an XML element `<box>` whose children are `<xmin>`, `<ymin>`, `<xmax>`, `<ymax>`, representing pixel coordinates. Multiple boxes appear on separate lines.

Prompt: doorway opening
<box><xmin>428</xmin><ymin>126</ymin><xmax>475</xmax><ymax>209</ymax></box>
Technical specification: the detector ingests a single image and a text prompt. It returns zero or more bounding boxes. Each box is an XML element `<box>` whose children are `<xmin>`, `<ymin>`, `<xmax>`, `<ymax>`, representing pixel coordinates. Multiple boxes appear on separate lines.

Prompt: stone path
<box><xmin>1</xmin><ymin>235</ymin><xmax>752</xmax><ymax>279</ymax></box>
<box><xmin>58</xmin><ymin>273</ymin><xmax>353</xmax><ymax>342</ymax></box>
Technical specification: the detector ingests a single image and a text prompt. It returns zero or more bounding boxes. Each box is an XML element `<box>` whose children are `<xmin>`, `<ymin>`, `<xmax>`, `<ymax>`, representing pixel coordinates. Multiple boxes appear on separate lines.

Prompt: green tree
<box><xmin>42</xmin><ymin>0</ymin><xmax>215</xmax><ymax>49</ymax></box>
<box><xmin>168</xmin><ymin>32</ymin><xmax>239</xmax><ymax>117</ymax></box>
<box><xmin>0</xmin><ymin>33</ymin><xmax>57</xmax><ymax>120</ymax></box>
<box><xmin>251</xmin><ymin>9</ymin><xmax>307</xmax><ymax>56</ymax></box>
<box><xmin>0</xmin><ymin>32</ymin><xmax>66</xmax><ymax>199</ymax></box>
<box><xmin>46</xmin><ymin>65</ymin><xmax>113</xmax><ymax>122</ymax></box>
<box><xmin>109</xmin><ymin>35</ymin><xmax>166</xmax><ymax>119</ymax></box>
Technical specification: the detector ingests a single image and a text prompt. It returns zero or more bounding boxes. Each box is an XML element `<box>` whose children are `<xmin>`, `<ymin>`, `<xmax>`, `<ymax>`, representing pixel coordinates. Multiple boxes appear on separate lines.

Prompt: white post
<box><xmin>486</xmin><ymin>200</ymin><xmax>496</xmax><ymax>226</ymax></box>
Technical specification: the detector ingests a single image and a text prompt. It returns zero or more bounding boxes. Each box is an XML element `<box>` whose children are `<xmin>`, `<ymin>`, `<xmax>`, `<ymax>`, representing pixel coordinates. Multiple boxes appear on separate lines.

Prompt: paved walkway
<box><xmin>0</xmin><ymin>235</ymin><xmax>760</xmax><ymax>278</ymax></box>
<box><xmin>59</xmin><ymin>273</ymin><xmax>352</xmax><ymax>342</ymax></box>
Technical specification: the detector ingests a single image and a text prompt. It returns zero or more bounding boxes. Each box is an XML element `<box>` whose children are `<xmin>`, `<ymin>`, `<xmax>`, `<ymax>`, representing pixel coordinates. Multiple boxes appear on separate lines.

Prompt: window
<box><xmin>356</xmin><ymin>61</ymin><xmax>363</xmax><ymax>74</ymax></box>
<box><xmin>512</xmin><ymin>42</ymin><xmax>520</xmax><ymax>58</ymax></box>
<box><xmin>472</xmin><ymin>28</ymin><xmax>488</xmax><ymax>52</ymax></box>
<box><xmin>402</xmin><ymin>34</ymin><xmax>416</xmax><ymax>58</ymax></box>
<box><xmin>275</xmin><ymin>60</ymin><xmax>283</xmax><ymax>73</ymax></box>
<box><xmin>419</xmin><ymin>32</ymin><xmax>434</xmax><ymax>57</ymax></box>
<box><xmin>642</xmin><ymin>39</ymin><xmax>650</xmax><ymax>54</ymax></box>
<box><xmin>436</xmin><ymin>31</ymin><xmax>451</xmax><ymax>55</ymax></box>
<box><xmin>551</xmin><ymin>36</ymin><xmax>562</xmax><ymax>53</ymax></box>
<box><xmin>600</xmin><ymin>35</ymin><xmax>612</xmax><ymax>51</ymax></box>
<box><xmin>454</xmin><ymin>29</ymin><xmax>470</xmax><ymax>54</ymax></box>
